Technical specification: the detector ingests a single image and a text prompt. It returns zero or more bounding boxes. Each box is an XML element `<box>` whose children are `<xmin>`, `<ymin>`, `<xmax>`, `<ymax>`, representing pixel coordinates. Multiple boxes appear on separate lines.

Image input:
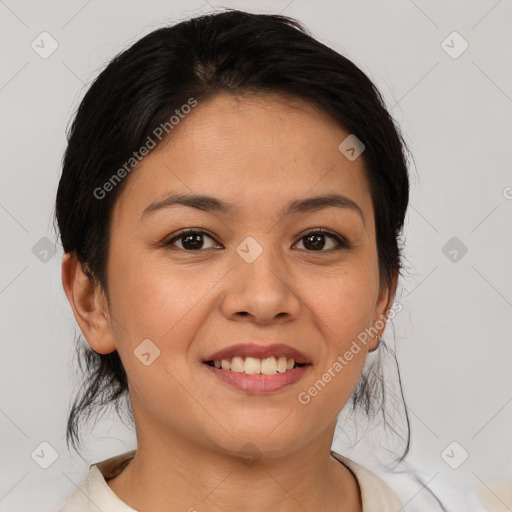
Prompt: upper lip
<box><xmin>204</xmin><ymin>343</ymin><xmax>312</xmax><ymax>365</ymax></box>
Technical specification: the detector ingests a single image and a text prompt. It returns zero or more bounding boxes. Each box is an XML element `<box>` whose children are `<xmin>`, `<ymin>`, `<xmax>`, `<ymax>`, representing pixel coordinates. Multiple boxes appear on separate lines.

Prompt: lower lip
<box><xmin>202</xmin><ymin>363</ymin><xmax>311</xmax><ymax>393</ymax></box>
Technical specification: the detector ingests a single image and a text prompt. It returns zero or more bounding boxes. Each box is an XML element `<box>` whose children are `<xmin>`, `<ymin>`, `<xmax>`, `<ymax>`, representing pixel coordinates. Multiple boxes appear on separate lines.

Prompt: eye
<box><xmin>163</xmin><ymin>228</ymin><xmax>351</xmax><ymax>253</ymax></box>
<box><xmin>294</xmin><ymin>228</ymin><xmax>351</xmax><ymax>252</ymax></box>
<box><xmin>164</xmin><ymin>230</ymin><xmax>220</xmax><ymax>251</ymax></box>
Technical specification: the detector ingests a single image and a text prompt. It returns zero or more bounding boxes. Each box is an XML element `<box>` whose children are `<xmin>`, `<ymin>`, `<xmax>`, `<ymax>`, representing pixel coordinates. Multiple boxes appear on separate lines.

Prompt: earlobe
<box><xmin>369</xmin><ymin>270</ymin><xmax>399</xmax><ymax>352</ymax></box>
<box><xmin>61</xmin><ymin>253</ymin><xmax>117</xmax><ymax>354</ymax></box>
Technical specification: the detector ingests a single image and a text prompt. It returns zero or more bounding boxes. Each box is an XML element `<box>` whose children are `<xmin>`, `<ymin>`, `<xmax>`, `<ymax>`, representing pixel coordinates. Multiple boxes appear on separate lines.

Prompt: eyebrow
<box><xmin>140</xmin><ymin>192</ymin><xmax>365</xmax><ymax>224</ymax></box>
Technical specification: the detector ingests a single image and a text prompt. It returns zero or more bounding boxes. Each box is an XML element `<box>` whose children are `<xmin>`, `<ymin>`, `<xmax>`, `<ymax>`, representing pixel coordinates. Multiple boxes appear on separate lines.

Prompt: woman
<box><xmin>57</xmin><ymin>9</ymin><xmax>423</xmax><ymax>511</ymax></box>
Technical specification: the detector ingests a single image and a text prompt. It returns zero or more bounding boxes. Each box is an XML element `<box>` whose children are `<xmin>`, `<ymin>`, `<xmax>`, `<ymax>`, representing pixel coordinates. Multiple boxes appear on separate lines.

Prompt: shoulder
<box><xmin>58</xmin><ymin>450</ymin><xmax>137</xmax><ymax>512</ymax></box>
<box><xmin>331</xmin><ymin>451</ymin><xmax>403</xmax><ymax>512</ymax></box>
<box><xmin>58</xmin><ymin>474</ymin><xmax>89</xmax><ymax>512</ymax></box>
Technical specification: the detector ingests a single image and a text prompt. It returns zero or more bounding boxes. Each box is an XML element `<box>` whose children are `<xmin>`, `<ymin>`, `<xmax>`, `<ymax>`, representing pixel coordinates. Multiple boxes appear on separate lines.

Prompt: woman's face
<box><xmin>96</xmin><ymin>92</ymin><xmax>395</xmax><ymax>457</ymax></box>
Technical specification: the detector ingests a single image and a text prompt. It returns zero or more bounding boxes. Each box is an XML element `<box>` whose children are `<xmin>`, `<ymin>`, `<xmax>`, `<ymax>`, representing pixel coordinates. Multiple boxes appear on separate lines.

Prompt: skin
<box><xmin>62</xmin><ymin>91</ymin><xmax>397</xmax><ymax>512</ymax></box>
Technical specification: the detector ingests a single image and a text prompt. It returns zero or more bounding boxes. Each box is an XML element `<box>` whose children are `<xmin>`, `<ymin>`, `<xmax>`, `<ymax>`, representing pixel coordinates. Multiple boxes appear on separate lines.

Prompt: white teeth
<box><xmin>231</xmin><ymin>356</ymin><xmax>244</xmax><ymax>372</ymax></box>
<box><xmin>276</xmin><ymin>356</ymin><xmax>288</xmax><ymax>372</ymax></box>
<box><xmin>244</xmin><ymin>357</ymin><xmax>261</xmax><ymax>375</ymax></box>
<box><xmin>260</xmin><ymin>357</ymin><xmax>276</xmax><ymax>375</ymax></box>
<box><xmin>212</xmin><ymin>356</ymin><xmax>300</xmax><ymax>375</ymax></box>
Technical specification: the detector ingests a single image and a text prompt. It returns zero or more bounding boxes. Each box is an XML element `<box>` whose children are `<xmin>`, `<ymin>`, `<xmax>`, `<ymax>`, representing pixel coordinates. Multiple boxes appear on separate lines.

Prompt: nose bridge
<box><xmin>234</xmin><ymin>233</ymin><xmax>287</xmax><ymax>287</ymax></box>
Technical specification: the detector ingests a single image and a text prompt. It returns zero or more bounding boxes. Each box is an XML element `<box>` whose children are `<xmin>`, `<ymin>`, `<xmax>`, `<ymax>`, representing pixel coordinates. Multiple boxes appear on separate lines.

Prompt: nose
<box><xmin>219</xmin><ymin>242</ymin><xmax>301</xmax><ymax>325</ymax></box>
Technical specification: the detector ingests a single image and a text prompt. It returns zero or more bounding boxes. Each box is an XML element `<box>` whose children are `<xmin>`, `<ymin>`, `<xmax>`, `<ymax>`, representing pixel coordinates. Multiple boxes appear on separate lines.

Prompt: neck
<box><xmin>107</xmin><ymin>433</ymin><xmax>361</xmax><ymax>512</ymax></box>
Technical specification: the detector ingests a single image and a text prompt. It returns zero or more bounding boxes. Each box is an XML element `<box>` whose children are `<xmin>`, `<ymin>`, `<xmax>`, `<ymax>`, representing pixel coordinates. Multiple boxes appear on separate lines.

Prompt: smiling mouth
<box><xmin>202</xmin><ymin>355</ymin><xmax>312</xmax><ymax>394</ymax></box>
<box><xmin>203</xmin><ymin>356</ymin><xmax>309</xmax><ymax>376</ymax></box>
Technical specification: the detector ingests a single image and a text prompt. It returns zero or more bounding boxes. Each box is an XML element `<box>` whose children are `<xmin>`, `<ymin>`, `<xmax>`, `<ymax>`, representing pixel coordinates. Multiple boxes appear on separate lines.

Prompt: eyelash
<box><xmin>163</xmin><ymin>228</ymin><xmax>352</xmax><ymax>253</ymax></box>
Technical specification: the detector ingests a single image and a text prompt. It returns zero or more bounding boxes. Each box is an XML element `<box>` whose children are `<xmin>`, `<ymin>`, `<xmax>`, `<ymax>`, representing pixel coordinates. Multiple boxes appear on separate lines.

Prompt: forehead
<box><xmin>113</xmin><ymin>91</ymin><xmax>373</xmax><ymax>224</ymax></box>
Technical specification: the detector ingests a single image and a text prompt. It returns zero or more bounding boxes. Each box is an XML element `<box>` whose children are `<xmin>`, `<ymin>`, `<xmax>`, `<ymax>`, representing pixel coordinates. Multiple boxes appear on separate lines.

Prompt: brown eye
<box><xmin>165</xmin><ymin>230</ymin><xmax>219</xmax><ymax>251</ymax></box>
<box><xmin>294</xmin><ymin>229</ymin><xmax>351</xmax><ymax>252</ymax></box>
<box><xmin>164</xmin><ymin>228</ymin><xmax>351</xmax><ymax>253</ymax></box>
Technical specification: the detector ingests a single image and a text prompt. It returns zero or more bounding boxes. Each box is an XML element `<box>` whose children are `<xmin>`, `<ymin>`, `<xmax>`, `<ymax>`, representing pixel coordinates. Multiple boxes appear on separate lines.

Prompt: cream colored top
<box><xmin>59</xmin><ymin>449</ymin><xmax>403</xmax><ymax>511</ymax></box>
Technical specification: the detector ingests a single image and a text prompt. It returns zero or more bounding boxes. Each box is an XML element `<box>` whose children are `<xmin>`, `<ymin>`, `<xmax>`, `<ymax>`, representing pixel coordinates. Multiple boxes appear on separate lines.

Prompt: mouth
<box><xmin>203</xmin><ymin>357</ymin><xmax>308</xmax><ymax>375</ymax></box>
<box><xmin>201</xmin><ymin>343</ymin><xmax>312</xmax><ymax>394</ymax></box>
<box><xmin>204</xmin><ymin>342</ymin><xmax>311</xmax><ymax>367</ymax></box>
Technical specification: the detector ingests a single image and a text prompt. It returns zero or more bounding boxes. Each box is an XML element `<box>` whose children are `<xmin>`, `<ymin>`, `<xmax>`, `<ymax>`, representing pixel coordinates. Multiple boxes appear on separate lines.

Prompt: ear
<box><xmin>61</xmin><ymin>253</ymin><xmax>117</xmax><ymax>354</ymax></box>
<box><xmin>368</xmin><ymin>269</ymin><xmax>399</xmax><ymax>352</ymax></box>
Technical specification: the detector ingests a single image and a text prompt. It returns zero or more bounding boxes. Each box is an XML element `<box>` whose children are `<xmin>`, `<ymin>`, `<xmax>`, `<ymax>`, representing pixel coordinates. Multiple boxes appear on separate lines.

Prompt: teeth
<box><xmin>276</xmin><ymin>356</ymin><xmax>288</xmax><ymax>373</ymax></box>
<box><xmin>231</xmin><ymin>356</ymin><xmax>244</xmax><ymax>372</ymax></box>
<box><xmin>261</xmin><ymin>357</ymin><xmax>276</xmax><ymax>375</ymax></box>
<box><xmin>244</xmin><ymin>357</ymin><xmax>261</xmax><ymax>375</ymax></box>
<box><xmin>212</xmin><ymin>356</ymin><xmax>300</xmax><ymax>375</ymax></box>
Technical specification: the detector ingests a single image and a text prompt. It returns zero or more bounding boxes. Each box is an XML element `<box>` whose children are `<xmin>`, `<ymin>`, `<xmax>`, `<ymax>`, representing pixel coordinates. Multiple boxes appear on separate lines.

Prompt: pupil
<box><xmin>183</xmin><ymin>233</ymin><xmax>203</xmax><ymax>250</ymax></box>
<box><xmin>304</xmin><ymin>233</ymin><xmax>325</xmax><ymax>251</ymax></box>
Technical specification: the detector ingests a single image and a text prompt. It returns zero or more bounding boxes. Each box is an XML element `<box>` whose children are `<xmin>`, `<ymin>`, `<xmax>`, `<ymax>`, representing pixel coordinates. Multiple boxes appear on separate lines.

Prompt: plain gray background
<box><xmin>1</xmin><ymin>0</ymin><xmax>511</xmax><ymax>510</ymax></box>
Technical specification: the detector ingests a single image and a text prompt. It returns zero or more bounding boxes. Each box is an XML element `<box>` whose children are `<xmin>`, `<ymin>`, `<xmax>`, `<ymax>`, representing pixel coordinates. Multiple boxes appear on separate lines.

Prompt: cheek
<box><xmin>107</xmin><ymin>248</ymin><xmax>213</xmax><ymax>338</ymax></box>
<box><xmin>308</xmin><ymin>266</ymin><xmax>378</xmax><ymax>344</ymax></box>
<box><xmin>298</xmin><ymin>269</ymin><xmax>377</xmax><ymax>407</ymax></box>
<box><xmin>295</xmin><ymin>343</ymin><xmax>367</xmax><ymax>428</ymax></box>
<box><xmin>106</xmin><ymin>251</ymin><xmax>225</xmax><ymax>392</ymax></box>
